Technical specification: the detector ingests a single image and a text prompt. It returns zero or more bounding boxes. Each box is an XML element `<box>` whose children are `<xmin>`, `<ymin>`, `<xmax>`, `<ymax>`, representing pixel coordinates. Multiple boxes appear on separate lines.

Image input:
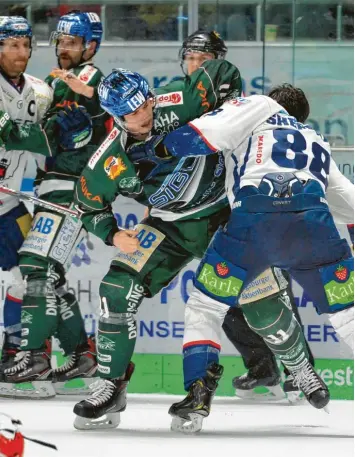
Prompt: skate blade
<box><xmin>235</xmin><ymin>384</ymin><xmax>285</xmax><ymax>402</ymax></box>
<box><xmin>74</xmin><ymin>412</ymin><xmax>121</xmax><ymax>430</ymax></box>
<box><xmin>54</xmin><ymin>377</ymin><xmax>97</xmax><ymax>395</ymax></box>
<box><xmin>323</xmin><ymin>405</ymin><xmax>331</xmax><ymax>414</ymax></box>
<box><xmin>286</xmin><ymin>390</ymin><xmax>306</xmax><ymax>405</ymax></box>
<box><xmin>0</xmin><ymin>380</ymin><xmax>55</xmax><ymax>399</ymax></box>
<box><xmin>170</xmin><ymin>413</ymin><xmax>204</xmax><ymax>434</ymax></box>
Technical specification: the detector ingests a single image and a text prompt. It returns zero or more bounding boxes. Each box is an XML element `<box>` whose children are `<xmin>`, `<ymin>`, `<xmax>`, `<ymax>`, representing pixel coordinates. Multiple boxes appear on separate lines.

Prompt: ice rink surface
<box><xmin>3</xmin><ymin>395</ymin><xmax>353</xmax><ymax>457</ymax></box>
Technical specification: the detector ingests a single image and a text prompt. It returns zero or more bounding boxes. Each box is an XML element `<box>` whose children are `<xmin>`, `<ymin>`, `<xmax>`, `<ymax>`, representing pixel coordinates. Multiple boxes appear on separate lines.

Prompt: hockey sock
<box><xmin>55</xmin><ymin>289</ymin><xmax>88</xmax><ymax>355</ymax></box>
<box><xmin>3</xmin><ymin>293</ymin><xmax>22</xmax><ymax>349</ymax></box>
<box><xmin>242</xmin><ymin>290</ymin><xmax>309</xmax><ymax>371</ymax></box>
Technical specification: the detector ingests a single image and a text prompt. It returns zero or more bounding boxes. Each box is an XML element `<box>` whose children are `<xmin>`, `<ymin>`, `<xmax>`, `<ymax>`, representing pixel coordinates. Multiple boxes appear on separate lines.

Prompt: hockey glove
<box><xmin>0</xmin><ymin>110</ymin><xmax>13</xmax><ymax>146</ymax></box>
<box><xmin>127</xmin><ymin>134</ymin><xmax>173</xmax><ymax>165</ymax></box>
<box><xmin>56</xmin><ymin>103</ymin><xmax>93</xmax><ymax>150</ymax></box>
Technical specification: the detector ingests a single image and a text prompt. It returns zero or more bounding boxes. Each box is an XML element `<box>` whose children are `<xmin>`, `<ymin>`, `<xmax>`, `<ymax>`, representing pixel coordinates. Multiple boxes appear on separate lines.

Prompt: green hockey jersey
<box><xmin>75</xmin><ymin>59</ymin><xmax>242</xmax><ymax>242</ymax></box>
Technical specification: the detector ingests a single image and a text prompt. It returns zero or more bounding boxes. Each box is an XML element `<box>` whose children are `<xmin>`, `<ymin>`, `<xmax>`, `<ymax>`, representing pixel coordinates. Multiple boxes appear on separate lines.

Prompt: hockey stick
<box><xmin>0</xmin><ymin>186</ymin><xmax>79</xmax><ymax>218</ymax></box>
<box><xmin>0</xmin><ymin>186</ymin><xmax>126</xmax><ymax>231</ymax></box>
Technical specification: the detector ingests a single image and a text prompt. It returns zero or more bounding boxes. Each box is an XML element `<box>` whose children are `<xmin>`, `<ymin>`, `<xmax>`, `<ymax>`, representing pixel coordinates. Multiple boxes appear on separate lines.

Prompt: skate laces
<box><xmin>55</xmin><ymin>353</ymin><xmax>77</xmax><ymax>373</ymax></box>
<box><xmin>86</xmin><ymin>379</ymin><xmax>116</xmax><ymax>406</ymax></box>
<box><xmin>292</xmin><ymin>362</ymin><xmax>322</xmax><ymax>395</ymax></box>
<box><xmin>4</xmin><ymin>351</ymin><xmax>30</xmax><ymax>375</ymax></box>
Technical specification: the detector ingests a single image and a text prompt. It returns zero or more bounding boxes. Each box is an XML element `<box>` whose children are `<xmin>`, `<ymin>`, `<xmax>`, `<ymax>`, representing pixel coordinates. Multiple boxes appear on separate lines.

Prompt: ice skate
<box><xmin>53</xmin><ymin>336</ymin><xmax>97</xmax><ymax>395</ymax></box>
<box><xmin>0</xmin><ymin>345</ymin><xmax>55</xmax><ymax>399</ymax></box>
<box><xmin>169</xmin><ymin>363</ymin><xmax>223</xmax><ymax>434</ymax></box>
<box><xmin>73</xmin><ymin>362</ymin><xmax>135</xmax><ymax>430</ymax></box>
<box><xmin>232</xmin><ymin>358</ymin><xmax>284</xmax><ymax>401</ymax></box>
<box><xmin>290</xmin><ymin>361</ymin><xmax>329</xmax><ymax>411</ymax></box>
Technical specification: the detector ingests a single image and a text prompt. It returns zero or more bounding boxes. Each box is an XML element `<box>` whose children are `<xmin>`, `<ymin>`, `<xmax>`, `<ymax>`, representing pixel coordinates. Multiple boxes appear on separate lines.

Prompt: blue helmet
<box><xmin>98</xmin><ymin>69</ymin><xmax>153</xmax><ymax>120</ymax></box>
<box><xmin>52</xmin><ymin>11</ymin><xmax>103</xmax><ymax>52</ymax></box>
<box><xmin>0</xmin><ymin>16</ymin><xmax>33</xmax><ymax>42</ymax></box>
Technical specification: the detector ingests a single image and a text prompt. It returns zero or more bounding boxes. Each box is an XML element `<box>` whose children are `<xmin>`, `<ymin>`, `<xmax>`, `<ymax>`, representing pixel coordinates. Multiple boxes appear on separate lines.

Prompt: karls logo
<box><xmin>156</xmin><ymin>91</ymin><xmax>183</xmax><ymax>107</ymax></box>
<box><xmin>197</xmin><ymin>262</ymin><xmax>242</xmax><ymax>298</ymax></box>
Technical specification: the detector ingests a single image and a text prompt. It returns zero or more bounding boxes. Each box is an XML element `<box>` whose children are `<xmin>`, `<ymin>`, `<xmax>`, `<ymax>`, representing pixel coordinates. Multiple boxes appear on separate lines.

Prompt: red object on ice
<box><xmin>0</xmin><ymin>431</ymin><xmax>25</xmax><ymax>457</ymax></box>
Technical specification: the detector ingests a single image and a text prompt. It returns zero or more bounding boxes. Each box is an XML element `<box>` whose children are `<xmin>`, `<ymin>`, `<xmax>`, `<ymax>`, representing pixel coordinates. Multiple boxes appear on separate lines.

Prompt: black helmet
<box><xmin>179</xmin><ymin>30</ymin><xmax>228</xmax><ymax>62</ymax></box>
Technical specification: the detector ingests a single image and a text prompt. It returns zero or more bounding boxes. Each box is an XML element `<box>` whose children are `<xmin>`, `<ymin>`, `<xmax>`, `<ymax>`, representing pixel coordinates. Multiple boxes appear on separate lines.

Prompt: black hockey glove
<box><xmin>56</xmin><ymin>103</ymin><xmax>93</xmax><ymax>150</ymax></box>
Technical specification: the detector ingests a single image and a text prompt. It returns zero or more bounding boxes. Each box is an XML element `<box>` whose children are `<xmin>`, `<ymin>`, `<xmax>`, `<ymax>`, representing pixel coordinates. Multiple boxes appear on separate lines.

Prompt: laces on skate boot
<box><xmin>0</xmin><ymin>350</ymin><xmax>55</xmax><ymax>399</ymax></box>
<box><xmin>73</xmin><ymin>362</ymin><xmax>135</xmax><ymax>430</ymax></box>
<box><xmin>291</xmin><ymin>361</ymin><xmax>330</xmax><ymax>410</ymax></box>
<box><xmin>53</xmin><ymin>337</ymin><xmax>98</xmax><ymax>395</ymax></box>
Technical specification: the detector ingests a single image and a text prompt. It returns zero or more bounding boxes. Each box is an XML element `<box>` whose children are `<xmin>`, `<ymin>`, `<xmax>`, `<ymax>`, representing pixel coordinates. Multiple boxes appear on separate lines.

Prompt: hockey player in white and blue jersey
<box><xmin>128</xmin><ymin>84</ymin><xmax>354</xmax><ymax>432</ymax></box>
<box><xmin>0</xmin><ymin>16</ymin><xmax>53</xmax><ymax>373</ymax></box>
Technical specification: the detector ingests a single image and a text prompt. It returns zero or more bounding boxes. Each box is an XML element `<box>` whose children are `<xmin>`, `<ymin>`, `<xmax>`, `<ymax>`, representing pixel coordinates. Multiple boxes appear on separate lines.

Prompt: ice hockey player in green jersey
<box><xmin>72</xmin><ymin>36</ymin><xmax>293</xmax><ymax>431</ymax></box>
<box><xmin>1</xmin><ymin>11</ymin><xmax>110</xmax><ymax>399</ymax></box>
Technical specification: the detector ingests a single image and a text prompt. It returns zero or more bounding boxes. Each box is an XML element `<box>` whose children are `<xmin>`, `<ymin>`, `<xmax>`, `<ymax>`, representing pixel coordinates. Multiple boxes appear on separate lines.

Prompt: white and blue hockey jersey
<box><xmin>0</xmin><ymin>73</ymin><xmax>53</xmax><ymax>215</ymax></box>
<box><xmin>163</xmin><ymin>95</ymin><xmax>354</xmax><ymax>224</ymax></box>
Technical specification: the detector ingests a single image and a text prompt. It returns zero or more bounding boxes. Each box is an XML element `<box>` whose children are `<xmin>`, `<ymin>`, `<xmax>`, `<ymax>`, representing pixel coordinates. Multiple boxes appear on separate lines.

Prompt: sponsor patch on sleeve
<box><xmin>155</xmin><ymin>91</ymin><xmax>183</xmax><ymax>108</ymax></box>
<box><xmin>88</xmin><ymin>128</ymin><xmax>120</xmax><ymax>170</ymax></box>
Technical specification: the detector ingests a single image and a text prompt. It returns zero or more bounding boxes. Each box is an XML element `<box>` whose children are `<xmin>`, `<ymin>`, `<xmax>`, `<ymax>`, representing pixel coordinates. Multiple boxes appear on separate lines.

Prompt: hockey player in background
<box><xmin>0</xmin><ymin>11</ymin><xmax>109</xmax><ymax>398</ymax></box>
<box><xmin>128</xmin><ymin>84</ymin><xmax>354</xmax><ymax>432</ymax></box>
<box><xmin>0</xmin><ymin>16</ymin><xmax>54</xmax><ymax>387</ymax></box>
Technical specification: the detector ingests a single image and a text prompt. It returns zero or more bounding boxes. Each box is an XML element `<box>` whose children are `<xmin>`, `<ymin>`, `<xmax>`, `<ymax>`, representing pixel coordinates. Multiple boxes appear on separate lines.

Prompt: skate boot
<box><xmin>283</xmin><ymin>374</ymin><xmax>305</xmax><ymax>404</ymax></box>
<box><xmin>53</xmin><ymin>336</ymin><xmax>97</xmax><ymax>395</ymax></box>
<box><xmin>73</xmin><ymin>362</ymin><xmax>135</xmax><ymax>430</ymax></box>
<box><xmin>0</xmin><ymin>344</ymin><xmax>55</xmax><ymax>399</ymax></box>
<box><xmin>169</xmin><ymin>363</ymin><xmax>223</xmax><ymax>434</ymax></box>
<box><xmin>232</xmin><ymin>357</ymin><xmax>284</xmax><ymax>401</ymax></box>
<box><xmin>290</xmin><ymin>361</ymin><xmax>329</xmax><ymax>410</ymax></box>
<box><xmin>0</xmin><ymin>333</ymin><xmax>19</xmax><ymax>373</ymax></box>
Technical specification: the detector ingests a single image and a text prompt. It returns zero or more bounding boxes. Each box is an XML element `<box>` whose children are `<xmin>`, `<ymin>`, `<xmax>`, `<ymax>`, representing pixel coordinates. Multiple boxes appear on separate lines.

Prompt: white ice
<box><xmin>2</xmin><ymin>395</ymin><xmax>353</xmax><ymax>457</ymax></box>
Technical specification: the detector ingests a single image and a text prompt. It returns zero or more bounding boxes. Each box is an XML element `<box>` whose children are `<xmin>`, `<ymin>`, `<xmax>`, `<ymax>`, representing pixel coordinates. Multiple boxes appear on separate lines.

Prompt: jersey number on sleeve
<box><xmin>271</xmin><ymin>129</ymin><xmax>330</xmax><ymax>186</ymax></box>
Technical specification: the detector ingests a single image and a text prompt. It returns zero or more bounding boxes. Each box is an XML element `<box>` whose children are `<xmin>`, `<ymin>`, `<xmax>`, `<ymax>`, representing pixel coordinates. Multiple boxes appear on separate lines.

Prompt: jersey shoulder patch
<box><xmin>88</xmin><ymin>127</ymin><xmax>121</xmax><ymax>170</ymax></box>
<box><xmin>155</xmin><ymin>91</ymin><xmax>184</xmax><ymax>108</ymax></box>
<box><xmin>77</xmin><ymin>65</ymin><xmax>99</xmax><ymax>85</ymax></box>
<box><xmin>24</xmin><ymin>73</ymin><xmax>53</xmax><ymax>121</ymax></box>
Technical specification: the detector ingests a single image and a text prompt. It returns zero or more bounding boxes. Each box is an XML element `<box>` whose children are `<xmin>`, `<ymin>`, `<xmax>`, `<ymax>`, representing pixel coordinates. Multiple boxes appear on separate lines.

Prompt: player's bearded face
<box><xmin>184</xmin><ymin>51</ymin><xmax>215</xmax><ymax>75</ymax></box>
<box><xmin>57</xmin><ymin>35</ymin><xmax>85</xmax><ymax>70</ymax></box>
<box><xmin>124</xmin><ymin>99</ymin><xmax>155</xmax><ymax>136</ymax></box>
<box><xmin>0</xmin><ymin>37</ymin><xmax>31</xmax><ymax>78</ymax></box>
